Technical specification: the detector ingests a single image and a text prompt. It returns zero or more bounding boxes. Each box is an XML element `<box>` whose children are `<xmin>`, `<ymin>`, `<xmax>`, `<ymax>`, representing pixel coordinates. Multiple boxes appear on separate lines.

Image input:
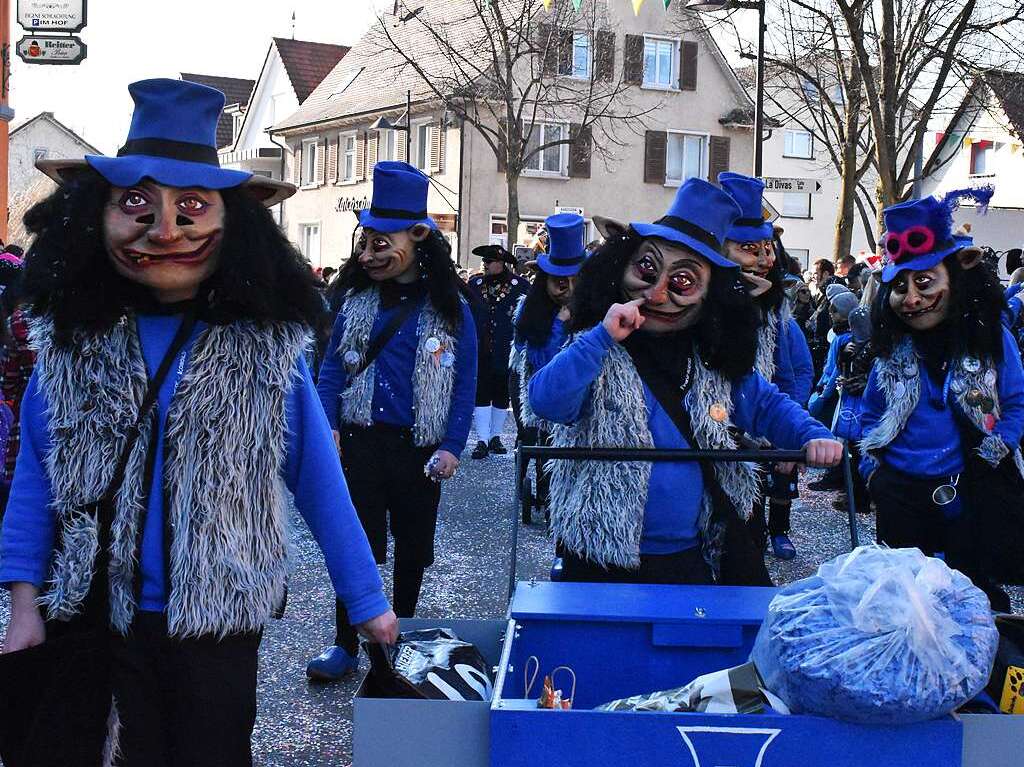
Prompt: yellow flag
<box><xmin>542</xmin><ymin>0</ymin><xmax>553</xmax><ymax>8</ymax></box>
<box><xmin>632</xmin><ymin>0</ymin><xmax>645</xmax><ymax>13</ymax></box>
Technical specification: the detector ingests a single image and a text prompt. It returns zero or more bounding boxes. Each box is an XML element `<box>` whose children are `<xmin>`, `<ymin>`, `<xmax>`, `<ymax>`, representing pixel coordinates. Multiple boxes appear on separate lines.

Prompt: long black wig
<box><xmin>331</xmin><ymin>227</ymin><xmax>466</xmax><ymax>331</ymax></box>
<box><xmin>871</xmin><ymin>252</ymin><xmax>1007</xmax><ymax>364</ymax></box>
<box><xmin>515</xmin><ymin>272</ymin><xmax>561</xmax><ymax>348</ymax></box>
<box><xmin>569</xmin><ymin>230</ymin><xmax>761</xmax><ymax>380</ymax></box>
<box><xmin>22</xmin><ymin>170</ymin><xmax>325</xmax><ymax>345</ymax></box>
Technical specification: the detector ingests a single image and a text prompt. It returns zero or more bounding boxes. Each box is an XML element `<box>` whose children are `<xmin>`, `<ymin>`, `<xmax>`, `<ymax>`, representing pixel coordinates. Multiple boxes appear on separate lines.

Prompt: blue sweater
<box><xmin>772</xmin><ymin>317</ymin><xmax>814</xmax><ymax>406</ymax></box>
<box><xmin>0</xmin><ymin>314</ymin><xmax>389</xmax><ymax>626</ymax></box>
<box><xmin>859</xmin><ymin>327</ymin><xmax>1024</xmax><ymax>479</ymax></box>
<box><xmin>529</xmin><ymin>325</ymin><xmax>834</xmax><ymax>554</ymax></box>
<box><xmin>516</xmin><ymin>316</ymin><xmax>568</xmax><ymax>373</ymax></box>
<box><xmin>317</xmin><ymin>295</ymin><xmax>477</xmax><ymax>456</ymax></box>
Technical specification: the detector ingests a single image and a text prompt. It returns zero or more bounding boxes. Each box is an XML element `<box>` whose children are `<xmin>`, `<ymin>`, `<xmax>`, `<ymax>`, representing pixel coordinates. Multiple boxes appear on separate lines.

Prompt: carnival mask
<box><xmin>104</xmin><ymin>181</ymin><xmax>224</xmax><ymax>302</ymax></box>
<box><xmin>724</xmin><ymin>239</ymin><xmax>774</xmax><ymax>297</ymax></box>
<box><xmin>356</xmin><ymin>224</ymin><xmax>430</xmax><ymax>283</ymax></box>
<box><xmin>546</xmin><ymin>274</ymin><xmax>576</xmax><ymax>307</ymax></box>
<box><xmin>888</xmin><ymin>263</ymin><xmax>951</xmax><ymax>332</ymax></box>
<box><xmin>621</xmin><ymin>239</ymin><xmax>710</xmax><ymax>334</ymax></box>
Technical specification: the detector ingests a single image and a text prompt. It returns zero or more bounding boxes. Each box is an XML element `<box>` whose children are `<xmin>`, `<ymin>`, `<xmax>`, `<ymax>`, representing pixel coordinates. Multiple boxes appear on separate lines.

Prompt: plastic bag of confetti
<box><xmin>365</xmin><ymin>628</ymin><xmax>493</xmax><ymax>701</ymax></box>
<box><xmin>751</xmin><ymin>545</ymin><xmax>998</xmax><ymax>724</ymax></box>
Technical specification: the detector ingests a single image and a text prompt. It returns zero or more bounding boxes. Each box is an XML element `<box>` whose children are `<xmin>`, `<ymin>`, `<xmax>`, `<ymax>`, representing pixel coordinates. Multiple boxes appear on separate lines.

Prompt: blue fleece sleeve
<box><xmin>732</xmin><ymin>372</ymin><xmax>834</xmax><ymax>450</ymax></box>
<box><xmin>857</xmin><ymin>366</ymin><xmax>885</xmax><ymax>478</ymax></box>
<box><xmin>529</xmin><ymin>324</ymin><xmax>616</xmax><ymax>424</ymax></box>
<box><xmin>440</xmin><ymin>302</ymin><xmax>479</xmax><ymax>456</ymax></box>
<box><xmin>1005</xmin><ymin>294</ymin><xmax>1023</xmax><ymax>328</ymax></box>
<box><xmin>0</xmin><ymin>373</ymin><xmax>56</xmax><ymax>587</ymax></box>
<box><xmin>994</xmin><ymin>327</ymin><xmax>1024</xmax><ymax>448</ymax></box>
<box><xmin>285</xmin><ymin>357</ymin><xmax>389</xmax><ymax>626</ymax></box>
<box><xmin>786</xmin><ymin>319</ymin><xmax>814</xmax><ymax>406</ymax></box>
<box><xmin>526</xmin><ymin>318</ymin><xmax>567</xmax><ymax>372</ymax></box>
<box><xmin>316</xmin><ymin>309</ymin><xmax>349</xmax><ymax>431</ymax></box>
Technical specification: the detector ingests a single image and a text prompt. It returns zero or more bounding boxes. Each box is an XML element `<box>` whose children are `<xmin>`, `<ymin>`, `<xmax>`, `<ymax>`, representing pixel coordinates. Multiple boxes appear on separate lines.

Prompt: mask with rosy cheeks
<box><xmin>356</xmin><ymin>224</ymin><xmax>430</xmax><ymax>283</ymax></box>
<box><xmin>621</xmin><ymin>240</ymin><xmax>710</xmax><ymax>333</ymax></box>
<box><xmin>104</xmin><ymin>181</ymin><xmax>224</xmax><ymax>303</ymax></box>
<box><xmin>724</xmin><ymin>239</ymin><xmax>775</xmax><ymax>280</ymax></box>
<box><xmin>545</xmin><ymin>275</ymin><xmax>576</xmax><ymax>307</ymax></box>
<box><xmin>888</xmin><ymin>263</ymin><xmax>951</xmax><ymax>331</ymax></box>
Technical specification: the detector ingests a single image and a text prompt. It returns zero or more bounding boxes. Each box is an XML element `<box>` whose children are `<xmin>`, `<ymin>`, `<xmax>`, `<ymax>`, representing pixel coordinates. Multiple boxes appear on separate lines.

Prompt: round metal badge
<box><xmin>440</xmin><ymin>351</ymin><xmax>456</xmax><ymax>368</ymax></box>
<box><xmin>425</xmin><ymin>337</ymin><xmax>442</xmax><ymax>354</ymax></box>
<box><xmin>709</xmin><ymin>403</ymin><xmax>728</xmax><ymax>423</ymax></box>
<box><xmin>892</xmin><ymin>381</ymin><xmax>906</xmax><ymax>399</ymax></box>
<box><xmin>343</xmin><ymin>350</ymin><xmax>361</xmax><ymax>367</ymax></box>
<box><xmin>963</xmin><ymin>357</ymin><xmax>981</xmax><ymax>373</ymax></box>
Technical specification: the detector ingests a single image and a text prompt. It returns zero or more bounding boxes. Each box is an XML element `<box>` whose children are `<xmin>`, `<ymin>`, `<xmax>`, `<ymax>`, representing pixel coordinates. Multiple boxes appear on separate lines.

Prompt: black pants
<box><xmin>560</xmin><ymin>547</ymin><xmax>713</xmax><ymax>585</ymax></box>
<box><xmin>110</xmin><ymin>612</ymin><xmax>261</xmax><ymax>767</ymax></box>
<box><xmin>475</xmin><ymin>365</ymin><xmax>511</xmax><ymax>409</ymax></box>
<box><xmin>871</xmin><ymin>463</ymin><xmax>1010</xmax><ymax>612</ymax></box>
<box><xmin>335</xmin><ymin>424</ymin><xmax>441</xmax><ymax>652</ymax></box>
<box><xmin>747</xmin><ymin>464</ymin><xmax>798</xmax><ymax>548</ymax></box>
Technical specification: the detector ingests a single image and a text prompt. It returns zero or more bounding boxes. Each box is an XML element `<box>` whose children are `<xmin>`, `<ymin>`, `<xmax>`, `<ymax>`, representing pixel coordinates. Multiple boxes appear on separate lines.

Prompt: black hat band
<box><xmin>733</xmin><ymin>217</ymin><xmax>768</xmax><ymax>228</ymax></box>
<box><xmin>369</xmin><ymin>205</ymin><xmax>428</xmax><ymax>220</ymax></box>
<box><xmin>653</xmin><ymin>215</ymin><xmax>723</xmax><ymax>253</ymax></box>
<box><xmin>547</xmin><ymin>253</ymin><xmax>585</xmax><ymax>266</ymax></box>
<box><xmin>118</xmin><ymin>137</ymin><xmax>220</xmax><ymax>166</ymax></box>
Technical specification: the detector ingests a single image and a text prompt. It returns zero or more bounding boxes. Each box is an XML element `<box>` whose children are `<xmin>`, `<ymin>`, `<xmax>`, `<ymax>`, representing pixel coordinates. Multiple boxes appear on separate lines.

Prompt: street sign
<box><xmin>17</xmin><ymin>0</ymin><xmax>87</xmax><ymax>33</ymax></box>
<box><xmin>762</xmin><ymin>176</ymin><xmax>822</xmax><ymax>194</ymax></box>
<box><xmin>17</xmin><ymin>35</ymin><xmax>87</xmax><ymax>65</ymax></box>
<box><xmin>762</xmin><ymin>197</ymin><xmax>780</xmax><ymax>223</ymax></box>
<box><xmin>555</xmin><ymin>205</ymin><xmax>584</xmax><ymax>216</ymax></box>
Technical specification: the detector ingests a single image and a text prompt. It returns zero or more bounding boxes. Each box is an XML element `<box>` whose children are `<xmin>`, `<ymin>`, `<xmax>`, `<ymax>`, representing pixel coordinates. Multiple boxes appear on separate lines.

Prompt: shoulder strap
<box><xmin>349</xmin><ymin>298</ymin><xmax>420</xmax><ymax>380</ymax></box>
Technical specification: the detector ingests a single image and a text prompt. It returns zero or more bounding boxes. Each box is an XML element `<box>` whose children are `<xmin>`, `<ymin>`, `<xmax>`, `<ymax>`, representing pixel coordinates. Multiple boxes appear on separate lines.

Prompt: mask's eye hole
<box><xmin>633</xmin><ymin>255</ymin><xmax>658</xmax><ymax>283</ymax></box>
<box><xmin>120</xmin><ymin>190</ymin><xmax>148</xmax><ymax>211</ymax></box>
<box><xmin>668</xmin><ymin>272</ymin><xmax>696</xmax><ymax>295</ymax></box>
<box><xmin>371</xmin><ymin>237</ymin><xmax>389</xmax><ymax>253</ymax></box>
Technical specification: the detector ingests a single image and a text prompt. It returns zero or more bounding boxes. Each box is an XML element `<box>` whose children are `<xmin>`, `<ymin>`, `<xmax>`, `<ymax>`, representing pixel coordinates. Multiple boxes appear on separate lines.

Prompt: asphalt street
<box><xmin>0</xmin><ymin>425</ymin><xmax>1021</xmax><ymax>766</ymax></box>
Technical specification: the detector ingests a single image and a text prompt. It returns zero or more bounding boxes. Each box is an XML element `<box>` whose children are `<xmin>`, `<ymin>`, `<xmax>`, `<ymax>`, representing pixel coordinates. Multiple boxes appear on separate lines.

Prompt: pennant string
<box><xmin>632</xmin><ymin>0</ymin><xmax>645</xmax><ymax>14</ymax></box>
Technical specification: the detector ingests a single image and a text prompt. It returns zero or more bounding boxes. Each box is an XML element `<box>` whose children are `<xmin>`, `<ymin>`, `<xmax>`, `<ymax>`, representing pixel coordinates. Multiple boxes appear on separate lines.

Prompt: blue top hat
<box><xmin>718</xmin><ymin>172</ymin><xmax>774</xmax><ymax>242</ymax></box>
<box><xmin>629</xmin><ymin>178</ymin><xmax>741</xmax><ymax>269</ymax></box>
<box><xmin>880</xmin><ymin>187</ymin><xmax>992</xmax><ymax>283</ymax></box>
<box><xmin>538</xmin><ymin>213</ymin><xmax>586</xmax><ymax>277</ymax></box>
<box><xmin>36</xmin><ymin>79</ymin><xmax>294</xmax><ymax>206</ymax></box>
<box><xmin>358</xmin><ymin>161</ymin><xmax>437</xmax><ymax>233</ymax></box>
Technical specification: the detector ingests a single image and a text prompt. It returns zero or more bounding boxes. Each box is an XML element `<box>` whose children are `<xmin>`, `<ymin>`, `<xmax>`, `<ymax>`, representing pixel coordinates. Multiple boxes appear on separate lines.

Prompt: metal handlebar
<box><xmin>509</xmin><ymin>445</ymin><xmax>861</xmax><ymax>602</ymax></box>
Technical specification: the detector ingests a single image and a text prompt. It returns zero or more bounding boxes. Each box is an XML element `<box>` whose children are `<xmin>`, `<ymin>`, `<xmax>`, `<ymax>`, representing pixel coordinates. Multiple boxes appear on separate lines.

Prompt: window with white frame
<box><xmin>562</xmin><ymin>32</ymin><xmax>590</xmax><ymax>79</ymax></box>
<box><xmin>341</xmin><ymin>132</ymin><xmax>357</xmax><ymax>182</ymax></box>
<box><xmin>300</xmin><ymin>138</ymin><xmax>318</xmax><ymax>186</ymax></box>
<box><xmin>380</xmin><ymin>129</ymin><xmax>398</xmax><ymax>162</ymax></box>
<box><xmin>665</xmin><ymin>132</ymin><xmax>706</xmax><ymax>185</ymax></box>
<box><xmin>782</xmin><ymin>193</ymin><xmax>811</xmax><ymax>218</ymax></box>
<box><xmin>970</xmin><ymin>141</ymin><xmax>993</xmax><ymax>175</ymax></box>
<box><xmin>787</xmin><ymin>248</ymin><xmax>810</xmax><ymax>270</ymax></box>
<box><xmin>784</xmin><ymin>129</ymin><xmax>813</xmax><ymax>159</ymax></box>
<box><xmin>414</xmin><ymin>123</ymin><xmax>430</xmax><ymax>170</ymax></box>
<box><xmin>643</xmin><ymin>37</ymin><xmax>678</xmax><ymax>88</ymax></box>
<box><xmin>524</xmin><ymin>122</ymin><xmax>567</xmax><ymax>175</ymax></box>
<box><xmin>299</xmin><ymin>223</ymin><xmax>321</xmax><ymax>265</ymax></box>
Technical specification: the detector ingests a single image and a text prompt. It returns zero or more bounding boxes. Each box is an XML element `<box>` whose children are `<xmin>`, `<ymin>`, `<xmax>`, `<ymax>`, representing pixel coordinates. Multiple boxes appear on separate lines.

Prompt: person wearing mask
<box><xmin>860</xmin><ymin>188</ymin><xmax>1022</xmax><ymax>612</ymax></box>
<box><xmin>718</xmin><ymin>173</ymin><xmax>814</xmax><ymax>561</ymax></box>
<box><xmin>528</xmin><ymin>179</ymin><xmax>842</xmax><ymax>586</ymax></box>
<box><xmin>0</xmin><ymin>79</ymin><xmax>397</xmax><ymax>765</ymax></box>
<box><xmin>467</xmin><ymin>245</ymin><xmax>529</xmax><ymax>458</ymax></box>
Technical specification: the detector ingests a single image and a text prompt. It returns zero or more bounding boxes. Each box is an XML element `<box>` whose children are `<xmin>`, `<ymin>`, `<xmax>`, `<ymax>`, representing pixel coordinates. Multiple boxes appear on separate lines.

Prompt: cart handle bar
<box><xmin>519</xmin><ymin>446</ymin><xmax>808</xmax><ymax>463</ymax></box>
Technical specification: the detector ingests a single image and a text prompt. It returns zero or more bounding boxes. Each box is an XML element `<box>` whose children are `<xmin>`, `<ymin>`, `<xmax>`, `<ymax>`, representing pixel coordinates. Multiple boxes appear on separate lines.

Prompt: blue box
<box><xmin>491</xmin><ymin>582</ymin><xmax>965</xmax><ymax>767</ymax></box>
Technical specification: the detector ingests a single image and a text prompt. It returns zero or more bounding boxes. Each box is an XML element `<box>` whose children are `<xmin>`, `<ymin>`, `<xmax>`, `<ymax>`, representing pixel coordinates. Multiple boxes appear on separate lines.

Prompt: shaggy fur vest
<box><xmin>33</xmin><ymin>315</ymin><xmax>308</xmax><ymax>637</ymax></box>
<box><xmin>547</xmin><ymin>340</ymin><xmax>760</xmax><ymax>572</ymax></box>
<box><xmin>335</xmin><ymin>287</ymin><xmax>456</xmax><ymax>446</ymax></box>
<box><xmin>860</xmin><ymin>337</ymin><xmax>1024</xmax><ymax>474</ymax></box>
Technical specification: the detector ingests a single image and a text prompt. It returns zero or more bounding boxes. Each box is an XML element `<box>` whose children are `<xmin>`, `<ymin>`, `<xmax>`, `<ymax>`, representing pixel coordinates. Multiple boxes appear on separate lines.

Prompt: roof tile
<box><xmin>273</xmin><ymin>38</ymin><xmax>350</xmax><ymax>104</ymax></box>
<box><xmin>180</xmin><ymin>73</ymin><xmax>256</xmax><ymax>148</ymax></box>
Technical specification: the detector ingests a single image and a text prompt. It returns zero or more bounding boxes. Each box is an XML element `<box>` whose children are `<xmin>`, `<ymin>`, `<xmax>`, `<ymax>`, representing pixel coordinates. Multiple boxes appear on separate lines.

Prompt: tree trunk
<box><xmin>832</xmin><ymin>64</ymin><xmax>863</xmax><ymax>262</ymax></box>
<box><xmin>506</xmin><ymin>166</ymin><xmax>520</xmax><ymax>256</ymax></box>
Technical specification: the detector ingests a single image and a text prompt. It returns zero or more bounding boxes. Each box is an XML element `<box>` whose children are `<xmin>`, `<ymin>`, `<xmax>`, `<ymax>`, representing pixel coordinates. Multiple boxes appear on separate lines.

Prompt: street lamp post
<box><xmin>686</xmin><ymin>0</ymin><xmax>767</xmax><ymax>178</ymax></box>
<box><xmin>370</xmin><ymin>90</ymin><xmax>413</xmax><ymax>161</ymax></box>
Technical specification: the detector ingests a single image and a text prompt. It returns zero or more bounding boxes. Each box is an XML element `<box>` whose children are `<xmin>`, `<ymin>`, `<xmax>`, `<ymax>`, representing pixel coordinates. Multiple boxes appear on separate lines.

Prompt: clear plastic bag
<box><xmin>750</xmin><ymin>545</ymin><xmax>999</xmax><ymax>724</ymax></box>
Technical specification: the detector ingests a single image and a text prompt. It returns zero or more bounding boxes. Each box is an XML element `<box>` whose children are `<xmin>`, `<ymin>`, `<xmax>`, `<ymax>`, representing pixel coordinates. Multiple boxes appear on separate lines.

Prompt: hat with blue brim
<box><xmin>36</xmin><ymin>78</ymin><xmax>295</xmax><ymax>207</ymax></box>
<box><xmin>627</xmin><ymin>178</ymin><xmax>741</xmax><ymax>269</ymax></box>
<box><xmin>880</xmin><ymin>187</ymin><xmax>993</xmax><ymax>283</ymax></box>
<box><xmin>538</xmin><ymin>213</ymin><xmax>586</xmax><ymax>277</ymax></box>
<box><xmin>358</xmin><ymin>161</ymin><xmax>437</xmax><ymax>233</ymax></box>
<box><xmin>718</xmin><ymin>171</ymin><xmax>774</xmax><ymax>243</ymax></box>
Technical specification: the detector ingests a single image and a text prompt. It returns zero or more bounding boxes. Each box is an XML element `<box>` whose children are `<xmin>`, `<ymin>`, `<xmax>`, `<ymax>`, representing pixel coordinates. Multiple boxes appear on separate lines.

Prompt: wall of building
<box><xmin>9</xmin><ymin>117</ymin><xmax>91</xmax><ymax>200</ymax></box>
<box><xmin>235</xmin><ymin>52</ymin><xmax>298</xmax><ymax>157</ymax></box>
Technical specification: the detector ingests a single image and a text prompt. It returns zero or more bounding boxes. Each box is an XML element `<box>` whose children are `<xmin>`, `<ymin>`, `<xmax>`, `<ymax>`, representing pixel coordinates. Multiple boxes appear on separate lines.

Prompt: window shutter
<box><xmin>644</xmin><ymin>130</ymin><xmax>666</xmax><ymax>184</ymax></box>
<box><xmin>438</xmin><ymin>126</ymin><xmax>447</xmax><ymax>174</ymax></box>
<box><xmin>680</xmin><ymin>40</ymin><xmax>698</xmax><ymax>91</ymax></box>
<box><xmin>356</xmin><ymin>132</ymin><xmax>366</xmax><ymax>180</ymax></box>
<box><xmin>316</xmin><ymin>139</ymin><xmax>326</xmax><ymax>185</ymax></box>
<box><xmin>595</xmin><ymin>30</ymin><xmax>615</xmax><ymax>82</ymax></box>
<box><xmin>397</xmin><ymin>129</ymin><xmax>408</xmax><ymax>163</ymax></box>
<box><xmin>557</xmin><ymin>28</ymin><xmax>573</xmax><ymax>75</ymax></box>
<box><xmin>293</xmin><ymin>145</ymin><xmax>302</xmax><ymax>185</ymax></box>
<box><xmin>537</xmin><ymin>23</ymin><xmax>556</xmax><ymax>76</ymax></box>
<box><xmin>328</xmin><ymin>136</ymin><xmax>339</xmax><ymax>183</ymax></box>
<box><xmin>623</xmin><ymin>34</ymin><xmax>644</xmax><ymax>85</ymax></box>
<box><xmin>568</xmin><ymin>123</ymin><xmax>592</xmax><ymax>179</ymax></box>
<box><xmin>428</xmin><ymin>124</ymin><xmax>443</xmax><ymax>174</ymax></box>
<box><xmin>368</xmin><ymin>131</ymin><xmax>379</xmax><ymax>171</ymax></box>
<box><xmin>496</xmin><ymin>119</ymin><xmax>508</xmax><ymax>172</ymax></box>
<box><xmin>708</xmin><ymin>135</ymin><xmax>731</xmax><ymax>182</ymax></box>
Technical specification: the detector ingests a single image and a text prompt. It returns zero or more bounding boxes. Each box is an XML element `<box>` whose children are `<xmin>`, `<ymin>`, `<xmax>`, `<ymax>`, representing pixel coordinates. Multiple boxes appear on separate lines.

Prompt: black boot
<box><xmin>488</xmin><ymin>436</ymin><xmax>507</xmax><ymax>455</ymax></box>
<box><xmin>471</xmin><ymin>440</ymin><xmax>489</xmax><ymax>459</ymax></box>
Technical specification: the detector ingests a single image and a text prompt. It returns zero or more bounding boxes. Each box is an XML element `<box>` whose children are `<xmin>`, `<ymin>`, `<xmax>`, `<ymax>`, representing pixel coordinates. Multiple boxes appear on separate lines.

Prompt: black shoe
<box><xmin>471</xmin><ymin>440</ymin><xmax>489</xmax><ymax>459</ymax></box>
<box><xmin>808</xmin><ymin>475</ymin><xmax>843</xmax><ymax>492</ymax></box>
<box><xmin>488</xmin><ymin>436</ymin><xmax>507</xmax><ymax>455</ymax></box>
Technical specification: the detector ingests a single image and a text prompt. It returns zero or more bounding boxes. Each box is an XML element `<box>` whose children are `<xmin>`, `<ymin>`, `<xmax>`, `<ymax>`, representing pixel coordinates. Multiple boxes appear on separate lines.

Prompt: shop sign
<box><xmin>335</xmin><ymin>196</ymin><xmax>369</xmax><ymax>213</ymax></box>
<box><xmin>17</xmin><ymin>0</ymin><xmax>87</xmax><ymax>33</ymax></box>
<box><xmin>17</xmin><ymin>34</ymin><xmax>87</xmax><ymax>65</ymax></box>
